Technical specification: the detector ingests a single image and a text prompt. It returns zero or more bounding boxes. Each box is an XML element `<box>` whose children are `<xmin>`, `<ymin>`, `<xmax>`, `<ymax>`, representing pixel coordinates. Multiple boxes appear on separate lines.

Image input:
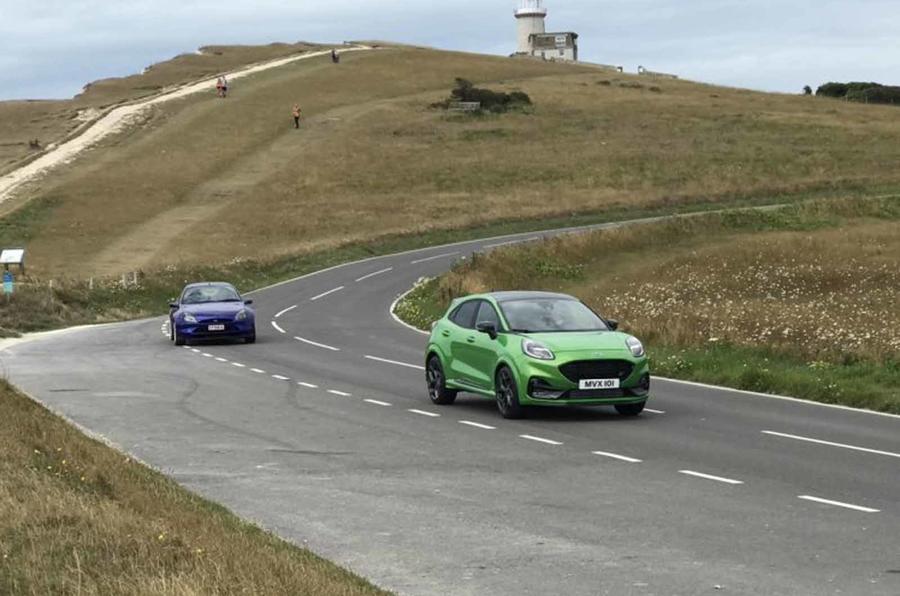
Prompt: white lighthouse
<box><xmin>515</xmin><ymin>0</ymin><xmax>547</xmax><ymax>54</ymax></box>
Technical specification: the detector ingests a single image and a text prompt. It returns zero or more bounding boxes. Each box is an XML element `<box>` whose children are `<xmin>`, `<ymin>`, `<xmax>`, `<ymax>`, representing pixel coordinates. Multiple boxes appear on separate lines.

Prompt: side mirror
<box><xmin>168</xmin><ymin>301</ymin><xmax>178</xmax><ymax>309</ymax></box>
<box><xmin>244</xmin><ymin>299</ymin><xmax>254</xmax><ymax>305</ymax></box>
<box><xmin>606</xmin><ymin>319</ymin><xmax>619</xmax><ymax>331</ymax></box>
<box><xmin>476</xmin><ymin>322</ymin><xmax>498</xmax><ymax>340</ymax></box>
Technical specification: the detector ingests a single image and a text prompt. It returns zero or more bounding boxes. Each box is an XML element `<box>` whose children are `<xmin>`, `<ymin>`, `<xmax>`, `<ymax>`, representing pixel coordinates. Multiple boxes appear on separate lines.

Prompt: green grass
<box><xmin>392</xmin><ymin>196</ymin><xmax>900</xmax><ymax>414</ymax></box>
<box><xmin>0</xmin><ymin>381</ymin><xmax>388</xmax><ymax>595</ymax></box>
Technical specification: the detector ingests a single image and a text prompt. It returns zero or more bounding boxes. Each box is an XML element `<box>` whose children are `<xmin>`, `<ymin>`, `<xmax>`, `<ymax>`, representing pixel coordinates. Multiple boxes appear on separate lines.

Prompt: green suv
<box><xmin>425</xmin><ymin>291</ymin><xmax>651</xmax><ymax>419</ymax></box>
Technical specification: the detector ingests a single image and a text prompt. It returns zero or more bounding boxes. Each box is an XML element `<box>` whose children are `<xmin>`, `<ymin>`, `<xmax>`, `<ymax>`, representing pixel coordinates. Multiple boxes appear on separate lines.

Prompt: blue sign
<box><xmin>3</xmin><ymin>270</ymin><xmax>13</xmax><ymax>295</ymax></box>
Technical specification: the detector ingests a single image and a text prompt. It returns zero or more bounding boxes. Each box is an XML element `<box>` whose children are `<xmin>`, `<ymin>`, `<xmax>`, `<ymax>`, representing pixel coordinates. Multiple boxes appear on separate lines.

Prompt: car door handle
<box><xmin>467</xmin><ymin>336</ymin><xmax>476</xmax><ymax>343</ymax></box>
<box><xmin>442</xmin><ymin>330</ymin><xmax>450</xmax><ymax>337</ymax></box>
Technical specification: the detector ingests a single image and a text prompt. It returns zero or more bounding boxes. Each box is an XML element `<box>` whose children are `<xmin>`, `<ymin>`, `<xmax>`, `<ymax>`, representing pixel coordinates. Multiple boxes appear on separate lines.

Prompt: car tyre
<box><xmin>426</xmin><ymin>356</ymin><xmax>456</xmax><ymax>405</ymax></box>
<box><xmin>174</xmin><ymin>326</ymin><xmax>186</xmax><ymax>346</ymax></box>
<box><xmin>496</xmin><ymin>366</ymin><xmax>525</xmax><ymax>419</ymax></box>
<box><xmin>244</xmin><ymin>332</ymin><xmax>256</xmax><ymax>344</ymax></box>
<box><xmin>615</xmin><ymin>401</ymin><xmax>646</xmax><ymax>416</ymax></box>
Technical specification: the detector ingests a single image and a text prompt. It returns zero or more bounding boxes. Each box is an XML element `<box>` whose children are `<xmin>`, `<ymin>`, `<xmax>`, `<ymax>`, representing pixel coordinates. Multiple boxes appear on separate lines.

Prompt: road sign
<box><xmin>3</xmin><ymin>270</ymin><xmax>13</xmax><ymax>295</ymax></box>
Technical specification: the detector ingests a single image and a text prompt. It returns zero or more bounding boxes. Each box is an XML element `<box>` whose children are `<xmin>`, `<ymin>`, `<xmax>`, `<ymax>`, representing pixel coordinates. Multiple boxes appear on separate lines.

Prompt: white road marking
<box><xmin>592</xmin><ymin>450</ymin><xmax>643</xmax><ymax>463</ymax></box>
<box><xmin>310</xmin><ymin>286</ymin><xmax>344</xmax><ymax>301</ymax></box>
<box><xmin>274</xmin><ymin>305</ymin><xmax>297</xmax><ymax>318</ymax></box>
<box><xmin>364</xmin><ymin>355</ymin><xmax>425</xmax><ymax>370</ymax></box>
<box><xmin>459</xmin><ymin>420</ymin><xmax>496</xmax><ymax>430</ymax></box>
<box><xmin>182</xmin><ymin>346</ymin><xmax>192</xmax><ymax>350</ymax></box>
<box><xmin>355</xmin><ymin>267</ymin><xmax>393</xmax><ymax>282</ymax></box>
<box><xmin>679</xmin><ymin>470</ymin><xmax>744</xmax><ymax>485</ymax></box>
<box><xmin>797</xmin><ymin>495</ymin><xmax>880</xmax><ymax>513</ymax></box>
<box><xmin>483</xmin><ymin>237</ymin><xmax>540</xmax><ymax>249</ymax></box>
<box><xmin>251</xmin><ymin>368</ymin><xmax>266</xmax><ymax>374</ymax></box>
<box><xmin>271</xmin><ymin>321</ymin><xmax>286</xmax><ymax>334</ymax></box>
<box><xmin>645</xmin><ymin>408</ymin><xmax>666</xmax><ymax>415</ymax></box>
<box><xmin>202</xmin><ymin>353</ymin><xmax>214</xmax><ymax>358</ymax></box>
<box><xmin>520</xmin><ymin>434</ymin><xmax>563</xmax><ymax>446</ymax></box>
<box><xmin>232</xmin><ymin>362</ymin><xmax>246</xmax><ymax>368</ymax></box>
<box><xmin>215</xmin><ymin>357</ymin><xmax>228</xmax><ymax>362</ymax></box>
<box><xmin>410</xmin><ymin>251</ymin><xmax>460</xmax><ymax>264</ymax></box>
<box><xmin>364</xmin><ymin>399</ymin><xmax>392</xmax><ymax>407</ymax></box>
<box><xmin>761</xmin><ymin>430</ymin><xmax>900</xmax><ymax>460</ymax></box>
<box><xmin>297</xmin><ymin>382</ymin><xmax>319</xmax><ymax>389</ymax></box>
<box><xmin>657</xmin><ymin>377</ymin><xmax>900</xmax><ymax>420</ymax></box>
<box><xmin>191</xmin><ymin>349</ymin><xmax>201</xmax><ymax>353</ymax></box>
<box><xmin>294</xmin><ymin>336</ymin><xmax>340</xmax><ymax>351</ymax></box>
<box><xmin>389</xmin><ymin>287</ymin><xmax>430</xmax><ymax>336</ymax></box>
<box><xmin>327</xmin><ymin>390</ymin><xmax>351</xmax><ymax>397</ymax></box>
<box><xmin>272</xmin><ymin>375</ymin><xmax>291</xmax><ymax>381</ymax></box>
<box><xmin>408</xmin><ymin>409</ymin><xmax>440</xmax><ymax>418</ymax></box>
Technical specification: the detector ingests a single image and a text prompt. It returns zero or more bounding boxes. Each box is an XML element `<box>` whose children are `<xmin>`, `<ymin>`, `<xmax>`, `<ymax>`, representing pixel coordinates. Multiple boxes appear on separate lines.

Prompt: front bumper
<box><xmin>517</xmin><ymin>354</ymin><xmax>650</xmax><ymax>406</ymax></box>
<box><xmin>176</xmin><ymin>320</ymin><xmax>255</xmax><ymax>340</ymax></box>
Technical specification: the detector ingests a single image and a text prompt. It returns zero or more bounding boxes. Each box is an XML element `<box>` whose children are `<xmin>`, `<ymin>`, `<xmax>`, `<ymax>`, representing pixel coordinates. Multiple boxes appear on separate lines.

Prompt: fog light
<box><xmin>529</xmin><ymin>378</ymin><xmax>565</xmax><ymax>400</ymax></box>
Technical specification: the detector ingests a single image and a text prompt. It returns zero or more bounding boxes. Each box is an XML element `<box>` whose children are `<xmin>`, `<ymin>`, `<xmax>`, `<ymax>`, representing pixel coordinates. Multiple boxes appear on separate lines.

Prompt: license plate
<box><xmin>579</xmin><ymin>378</ymin><xmax>620</xmax><ymax>390</ymax></box>
<box><xmin>208</xmin><ymin>324</ymin><xmax>226</xmax><ymax>332</ymax></box>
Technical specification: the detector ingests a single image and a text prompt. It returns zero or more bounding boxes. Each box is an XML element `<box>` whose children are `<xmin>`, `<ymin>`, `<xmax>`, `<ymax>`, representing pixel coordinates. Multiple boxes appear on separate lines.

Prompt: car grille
<box><xmin>559</xmin><ymin>360</ymin><xmax>634</xmax><ymax>383</ymax></box>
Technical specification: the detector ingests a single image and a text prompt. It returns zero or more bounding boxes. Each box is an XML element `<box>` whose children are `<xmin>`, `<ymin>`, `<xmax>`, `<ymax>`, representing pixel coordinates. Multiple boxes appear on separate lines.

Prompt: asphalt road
<box><xmin>3</xmin><ymin>227</ymin><xmax>899</xmax><ymax>596</ymax></box>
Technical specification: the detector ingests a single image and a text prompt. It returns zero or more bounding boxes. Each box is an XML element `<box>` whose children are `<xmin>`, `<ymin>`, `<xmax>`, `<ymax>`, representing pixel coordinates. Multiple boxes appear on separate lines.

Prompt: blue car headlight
<box><xmin>235</xmin><ymin>309</ymin><xmax>249</xmax><ymax>322</ymax></box>
<box><xmin>182</xmin><ymin>312</ymin><xmax>198</xmax><ymax>324</ymax></box>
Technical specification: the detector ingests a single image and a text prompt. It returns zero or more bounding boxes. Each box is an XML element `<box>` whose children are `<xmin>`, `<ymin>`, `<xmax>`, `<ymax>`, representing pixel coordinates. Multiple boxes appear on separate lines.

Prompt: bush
<box><xmin>432</xmin><ymin>78</ymin><xmax>532</xmax><ymax>113</ymax></box>
<box><xmin>816</xmin><ymin>81</ymin><xmax>900</xmax><ymax>105</ymax></box>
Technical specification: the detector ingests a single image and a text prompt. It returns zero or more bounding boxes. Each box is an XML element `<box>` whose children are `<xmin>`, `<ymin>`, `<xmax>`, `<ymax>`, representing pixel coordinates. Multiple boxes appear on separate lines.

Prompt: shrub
<box><xmin>432</xmin><ymin>78</ymin><xmax>532</xmax><ymax>113</ymax></box>
<box><xmin>816</xmin><ymin>81</ymin><xmax>900</xmax><ymax>105</ymax></box>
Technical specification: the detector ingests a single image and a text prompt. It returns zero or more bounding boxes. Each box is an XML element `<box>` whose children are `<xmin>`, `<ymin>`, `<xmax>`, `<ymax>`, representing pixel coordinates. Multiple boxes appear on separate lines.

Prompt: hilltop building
<box><xmin>514</xmin><ymin>1</ymin><xmax>578</xmax><ymax>62</ymax></box>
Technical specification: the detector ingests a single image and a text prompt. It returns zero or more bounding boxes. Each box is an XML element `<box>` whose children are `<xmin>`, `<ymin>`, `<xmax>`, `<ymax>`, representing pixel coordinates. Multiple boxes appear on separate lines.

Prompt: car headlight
<box><xmin>522</xmin><ymin>338</ymin><xmax>555</xmax><ymax>361</ymax></box>
<box><xmin>183</xmin><ymin>313</ymin><xmax>198</xmax><ymax>324</ymax></box>
<box><xmin>626</xmin><ymin>336</ymin><xmax>645</xmax><ymax>358</ymax></box>
<box><xmin>235</xmin><ymin>309</ymin><xmax>249</xmax><ymax>321</ymax></box>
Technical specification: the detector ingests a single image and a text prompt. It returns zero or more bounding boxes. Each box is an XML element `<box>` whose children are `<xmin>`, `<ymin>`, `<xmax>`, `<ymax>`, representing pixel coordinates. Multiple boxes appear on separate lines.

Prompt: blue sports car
<box><xmin>169</xmin><ymin>282</ymin><xmax>256</xmax><ymax>345</ymax></box>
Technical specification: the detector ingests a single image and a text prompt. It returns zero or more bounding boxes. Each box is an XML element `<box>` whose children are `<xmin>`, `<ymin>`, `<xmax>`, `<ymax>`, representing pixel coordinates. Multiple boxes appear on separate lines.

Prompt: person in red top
<box><xmin>292</xmin><ymin>104</ymin><xmax>302</xmax><ymax>129</ymax></box>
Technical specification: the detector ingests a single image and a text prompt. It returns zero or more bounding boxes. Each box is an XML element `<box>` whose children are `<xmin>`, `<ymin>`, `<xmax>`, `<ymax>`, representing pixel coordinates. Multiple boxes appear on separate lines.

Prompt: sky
<box><xmin>3</xmin><ymin>0</ymin><xmax>900</xmax><ymax>100</ymax></box>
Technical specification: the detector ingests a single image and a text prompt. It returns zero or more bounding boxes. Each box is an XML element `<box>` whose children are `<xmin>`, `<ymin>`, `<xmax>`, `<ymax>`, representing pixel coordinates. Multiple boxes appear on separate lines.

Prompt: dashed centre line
<box><xmin>762</xmin><ymin>430</ymin><xmax>900</xmax><ymax>460</ymax></box>
<box><xmin>679</xmin><ymin>470</ymin><xmax>744</xmax><ymax>485</ymax></box>
<box><xmin>202</xmin><ymin>353</ymin><xmax>214</xmax><ymax>358</ymax></box>
<box><xmin>364</xmin><ymin>355</ymin><xmax>425</xmax><ymax>370</ymax></box>
<box><xmin>272</xmin><ymin>375</ymin><xmax>291</xmax><ymax>381</ymax></box>
<box><xmin>364</xmin><ymin>399</ymin><xmax>392</xmax><ymax>407</ymax></box>
<box><xmin>232</xmin><ymin>362</ymin><xmax>246</xmax><ymax>368</ymax></box>
<box><xmin>410</xmin><ymin>251</ymin><xmax>460</xmax><ymax>264</ymax></box>
<box><xmin>327</xmin><ymin>390</ymin><xmax>352</xmax><ymax>397</ymax></box>
<box><xmin>408</xmin><ymin>409</ymin><xmax>440</xmax><ymax>418</ymax></box>
<box><xmin>355</xmin><ymin>267</ymin><xmax>393</xmax><ymax>282</ymax></box>
<box><xmin>520</xmin><ymin>434</ymin><xmax>563</xmax><ymax>446</ymax></box>
<box><xmin>274</xmin><ymin>304</ymin><xmax>297</xmax><ymax>318</ymax></box>
<box><xmin>297</xmin><ymin>382</ymin><xmax>319</xmax><ymax>389</ymax></box>
<box><xmin>797</xmin><ymin>495</ymin><xmax>879</xmax><ymax>513</ymax></box>
<box><xmin>251</xmin><ymin>368</ymin><xmax>266</xmax><ymax>374</ymax></box>
<box><xmin>592</xmin><ymin>450</ymin><xmax>642</xmax><ymax>463</ymax></box>
<box><xmin>271</xmin><ymin>321</ymin><xmax>286</xmax><ymax>334</ymax></box>
<box><xmin>459</xmin><ymin>420</ymin><xmax>496</xmax><ymax>430</ymax></box>
<box><xmin>310</xmin><ymin>286</ymin><xmax>344</xmax><ymax>301</ymax></box>
<box><xmin>294</xmin><ymin>336</ymin><xmax>340</xmax><ymax>352</ymax></box>
<box><xmin>215</xmin><ymin>357</ymin><xmax>228</xmax><ymax>362</ymax></box>
<box><xmin>645</xmin><ymin>408</ymin><xmax>666</xmax><ymax>415</ymax></box>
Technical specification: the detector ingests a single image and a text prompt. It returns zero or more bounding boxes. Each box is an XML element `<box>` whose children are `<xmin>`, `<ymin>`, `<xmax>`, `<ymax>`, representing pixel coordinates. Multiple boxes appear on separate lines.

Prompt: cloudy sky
<box><xmin>4</xmin><ymin>0</ymin><xmax>900</xmax><ymax>100</ymax></box>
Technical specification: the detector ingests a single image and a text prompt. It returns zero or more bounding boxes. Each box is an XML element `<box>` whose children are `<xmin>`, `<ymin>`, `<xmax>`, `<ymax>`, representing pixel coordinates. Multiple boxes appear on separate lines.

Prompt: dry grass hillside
<box><xmin>5</xmin><ymin>45</ymin><xmax>900</xmax><ymax>277</ymax></box>
<box><xmin>0</xmin><ymin>42</ymin><xmax>324</xmax><ymax>175</ymax></box>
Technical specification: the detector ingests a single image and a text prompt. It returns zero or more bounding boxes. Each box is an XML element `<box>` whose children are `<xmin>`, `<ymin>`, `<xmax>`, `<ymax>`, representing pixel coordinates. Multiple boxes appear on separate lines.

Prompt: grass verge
<box><xmin>393</xmin><ymin>195</ymin><xmax>900</xmax><ymax>414</ymax></box>
<box><xmin>0</xmin><ymin>381</ymin><xmax>388</xmax><ymax>595</ymax></box>
<box><xmin>0</xmin><ymin>193</ymin><xmax>795</xmax><ymax>337</ymax></box>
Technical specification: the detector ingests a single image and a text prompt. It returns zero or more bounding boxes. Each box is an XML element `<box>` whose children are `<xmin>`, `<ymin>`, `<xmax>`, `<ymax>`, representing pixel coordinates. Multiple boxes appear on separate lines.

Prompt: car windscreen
<box><xmin>499</xmin><ymin>298</ymin><xmax>608</xmax><ymax>333</ymax></box>
<box><xmin>181</xmin><ymin>286</ymin><xmax>242</xmax><ymax>304</ymax></box>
